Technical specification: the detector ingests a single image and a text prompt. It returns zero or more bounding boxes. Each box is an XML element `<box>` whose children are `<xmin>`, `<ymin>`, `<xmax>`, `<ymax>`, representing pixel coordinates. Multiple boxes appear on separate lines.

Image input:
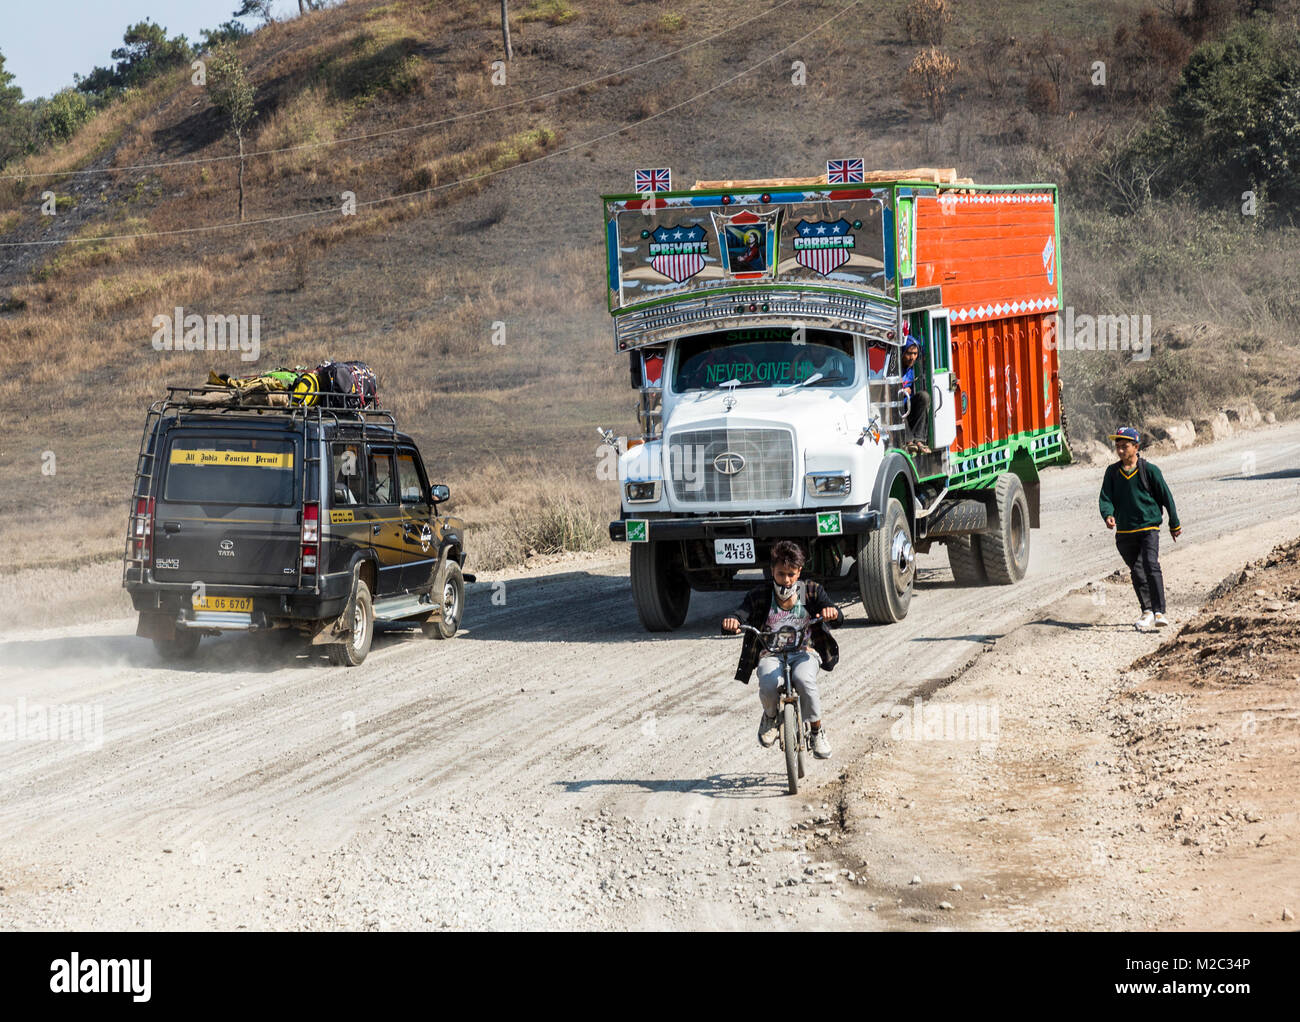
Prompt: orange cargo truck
<box><xmin>603</xmin><ymin>169</ymin><xmax>1071</xmax><ymax>630</ymax></box>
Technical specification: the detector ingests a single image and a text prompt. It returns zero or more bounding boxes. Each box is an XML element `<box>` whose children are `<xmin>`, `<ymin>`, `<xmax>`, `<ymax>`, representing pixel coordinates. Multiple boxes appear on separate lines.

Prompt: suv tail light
<box><xmin>301</xmin><ymin>502</ymin><xmax>319</xmax><ymax>573</ymax></box>
<box><xmin>133</xmin><ymin>496</ymin><xmax>155</xmax><ymax>565</ymax></box>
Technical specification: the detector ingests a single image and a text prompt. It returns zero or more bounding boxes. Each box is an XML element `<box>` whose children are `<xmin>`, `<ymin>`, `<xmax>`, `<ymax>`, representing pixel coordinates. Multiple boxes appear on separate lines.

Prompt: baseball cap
<box><xmin>1109</xmin><ymin>426</ymin><xmax>1140</xmax><ymax>445</ymax></box>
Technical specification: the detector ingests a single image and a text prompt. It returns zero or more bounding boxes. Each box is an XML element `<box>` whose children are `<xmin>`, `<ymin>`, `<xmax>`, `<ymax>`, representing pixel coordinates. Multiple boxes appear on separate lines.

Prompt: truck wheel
<box><xmin>421</xmin><ymin>561</ymin><xmax>464</xmax><ymax>640</ymax></box>
<box><xmin>979</xmin><ymin>473</ymin><xmax>1031</xmax><ymax>584</ymax></box>
<box><xmin>630</xmin><ymin>540</ymin><xmax>690</xmax><ymax>631</ymax></box>
<box><xmin>153</xmin><ymin>629</ymin><xmax>201</xmax><ymax>660</ymax></box>
<box><xmin>327</xmin><ymin>578</ymin><xmax>374</xmax><ymax>666</ymax></box>
<box><xmin>858</xmin><ymin>497</ymin><xmax>914</xmax><ymax>623</ymax></box>
<box><xmin>947</xmin><ymin>535</ymin><xmax>988</xmax><ymax>586</ymax></box>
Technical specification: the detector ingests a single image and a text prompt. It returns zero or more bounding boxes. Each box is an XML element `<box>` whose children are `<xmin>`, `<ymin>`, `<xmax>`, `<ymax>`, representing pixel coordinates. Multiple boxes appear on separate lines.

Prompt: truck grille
<box><xmin>668</xmin><ymin>428</ymin><xmax>795</xmax><ymax>504</ymax></box>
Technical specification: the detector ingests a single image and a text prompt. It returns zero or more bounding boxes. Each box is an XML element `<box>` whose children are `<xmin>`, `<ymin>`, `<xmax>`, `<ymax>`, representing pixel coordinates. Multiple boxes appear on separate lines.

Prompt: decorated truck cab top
<box><xmin>601</xmin><ymin>166</ymin><xmax>1071</xmax><ymax>632</ymax></box>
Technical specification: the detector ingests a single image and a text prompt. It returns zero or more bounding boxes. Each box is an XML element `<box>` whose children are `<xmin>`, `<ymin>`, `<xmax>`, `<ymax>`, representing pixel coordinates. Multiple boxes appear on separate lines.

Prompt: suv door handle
<box><xmin>372</xmin><ymin>524</ymin><xmax>382</xmax><ymax>535</ymax></box>
<box><xmin>163</xmin><ymin>521</ymin><xmax>181</xmax><ymax>534</ymax></box>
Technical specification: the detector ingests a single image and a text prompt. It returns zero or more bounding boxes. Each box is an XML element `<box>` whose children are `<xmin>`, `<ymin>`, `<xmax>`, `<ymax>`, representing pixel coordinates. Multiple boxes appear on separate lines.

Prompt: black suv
<box><xmin>123</xmin><ymin>387</ymin><xmax>471</xmax><ymax>666</ymax></box>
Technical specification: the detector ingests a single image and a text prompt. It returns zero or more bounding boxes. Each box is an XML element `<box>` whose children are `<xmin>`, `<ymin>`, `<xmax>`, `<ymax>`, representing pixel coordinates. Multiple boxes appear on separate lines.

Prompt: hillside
<box><xmin>0</xmin><ymin>0</ymin><xmax>1297</xmax><ymax>570</ymax></box>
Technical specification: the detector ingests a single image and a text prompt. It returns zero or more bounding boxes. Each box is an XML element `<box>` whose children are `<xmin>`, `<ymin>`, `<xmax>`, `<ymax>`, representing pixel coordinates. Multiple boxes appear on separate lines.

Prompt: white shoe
<box><xmin>1154</xmin><ymin>612</ymin><xmax>1170</xmax><ymax>628</ymax></box>
<box><xmin>1135</xmin><ymin>611</ymin><xmax>1155</xmax><ymax>631</ymax></box>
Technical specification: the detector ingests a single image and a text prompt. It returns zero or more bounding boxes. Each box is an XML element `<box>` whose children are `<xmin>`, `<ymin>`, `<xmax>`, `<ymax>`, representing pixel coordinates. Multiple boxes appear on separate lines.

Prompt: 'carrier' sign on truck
<box><xmin>601</xmin><ymin>168</ymin><xmax>1070</xmax><ymax>631</ymax></box>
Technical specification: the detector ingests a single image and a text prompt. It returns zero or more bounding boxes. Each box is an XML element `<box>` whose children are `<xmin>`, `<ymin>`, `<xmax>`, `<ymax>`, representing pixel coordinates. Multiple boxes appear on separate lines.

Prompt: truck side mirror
<box><xmin>430</xmin><ymin>484</ymin><xmax>450</xmax><ymax>504</ymax></box>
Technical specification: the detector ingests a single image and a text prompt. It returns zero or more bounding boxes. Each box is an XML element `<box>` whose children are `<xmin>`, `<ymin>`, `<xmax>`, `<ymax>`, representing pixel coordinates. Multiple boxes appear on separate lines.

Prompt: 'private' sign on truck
<box><xmin>601</xmin><ymin>168</ymin><xmax>1070</xmax><ymax>631</ymax></box>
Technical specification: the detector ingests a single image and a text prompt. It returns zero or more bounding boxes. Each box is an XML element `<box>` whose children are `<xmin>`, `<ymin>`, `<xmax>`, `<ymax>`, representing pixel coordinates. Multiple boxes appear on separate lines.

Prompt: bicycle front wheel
<box><xmin>797</xmin><ymin>707</ymin><xmax>806</xmax><ymax>780</ymax></box>
<box><xmin>783</xmin><ymin>702</ymin><xmax>799</xmax><ymax>795</ymax></box>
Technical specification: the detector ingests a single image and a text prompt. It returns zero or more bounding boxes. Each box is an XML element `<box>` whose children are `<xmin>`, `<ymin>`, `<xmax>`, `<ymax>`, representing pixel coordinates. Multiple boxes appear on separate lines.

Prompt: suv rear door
<box><xmin>151</xmin><ymin>427</ymin><xmax>303</xmax><ymax>587</ymax></box>
<box><xmin>365</xmin><ymin>445</ymin><xmax>403</xmax><ymax>596</ymax></box>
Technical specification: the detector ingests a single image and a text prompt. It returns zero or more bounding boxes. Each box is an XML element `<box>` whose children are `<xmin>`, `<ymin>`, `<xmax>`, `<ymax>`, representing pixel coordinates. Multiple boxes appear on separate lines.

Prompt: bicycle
<box><xmin>735</xmin><ymin>621</ymin><xmax>824</xmax><ymax>795</ymax></box>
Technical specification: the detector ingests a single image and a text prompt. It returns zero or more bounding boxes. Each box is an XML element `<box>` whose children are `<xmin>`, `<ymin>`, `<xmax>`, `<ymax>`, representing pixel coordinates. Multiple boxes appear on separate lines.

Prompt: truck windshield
<box><xmin>163</xmin><ymin>435</ymin><xmax>296</xmax><ymax>506</ymax></box>
<box><xmin>672</xmin><ymin>328</ymin><xmax>855</xmax><ymax>391</ymax></box>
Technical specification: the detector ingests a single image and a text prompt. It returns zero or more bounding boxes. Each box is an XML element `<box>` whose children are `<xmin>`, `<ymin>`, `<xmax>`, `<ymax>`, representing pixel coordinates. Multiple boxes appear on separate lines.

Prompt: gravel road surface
<box><xmin>1</xmin><ymin>422</ymin><xmax>1297</xmax><ymax>929</ymax></box>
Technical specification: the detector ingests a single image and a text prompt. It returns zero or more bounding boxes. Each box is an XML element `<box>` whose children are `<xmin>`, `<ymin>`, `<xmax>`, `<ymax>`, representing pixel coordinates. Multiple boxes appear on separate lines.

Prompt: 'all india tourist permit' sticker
<box><xmin>816</xmin><ymin>511</ymin><xmax>842</xmax><ymax>536</ymax></box>
<box><xmin>625</xmin><ymin>520</ymin><xmax>649</xmax><ymax>543</ymax></box>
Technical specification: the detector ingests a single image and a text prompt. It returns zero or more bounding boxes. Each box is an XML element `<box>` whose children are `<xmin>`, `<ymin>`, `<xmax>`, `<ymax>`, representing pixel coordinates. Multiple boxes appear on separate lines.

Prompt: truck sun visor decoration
<box><xmin>606</xmin><ymin>191</ymin><xmax>888</xmax><ymax>315</ymax></box>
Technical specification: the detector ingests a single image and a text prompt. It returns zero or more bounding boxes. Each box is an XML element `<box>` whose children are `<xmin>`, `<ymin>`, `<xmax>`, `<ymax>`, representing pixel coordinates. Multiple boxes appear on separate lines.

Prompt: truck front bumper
<box><xmin>609</xmin><ymin>510</ymin><xmax>879</xmax><ymax>542</ymax></box>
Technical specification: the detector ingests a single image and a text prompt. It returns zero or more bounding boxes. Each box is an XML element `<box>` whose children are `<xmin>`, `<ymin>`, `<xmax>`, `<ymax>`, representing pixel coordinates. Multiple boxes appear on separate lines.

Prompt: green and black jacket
<box><xmin>1099</xmin><ymin>457</ymin><xmax>1182</xmax><ymax>535</ymax></box>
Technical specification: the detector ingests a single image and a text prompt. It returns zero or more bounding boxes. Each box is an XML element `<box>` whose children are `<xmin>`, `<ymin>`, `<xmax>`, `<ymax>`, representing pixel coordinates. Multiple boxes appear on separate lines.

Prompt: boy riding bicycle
<box><xmin>722</xmin><ymin>540</ymin><xmax>843</xmax><ymax>759</ymax></box>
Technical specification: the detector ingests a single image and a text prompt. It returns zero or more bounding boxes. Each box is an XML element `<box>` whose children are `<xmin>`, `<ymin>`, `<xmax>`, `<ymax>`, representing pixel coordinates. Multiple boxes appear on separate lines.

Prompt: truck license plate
<box><xmin>714</xmin><ymin>539</ymin><xmax>755</xmax><ymax>564</ymax></box>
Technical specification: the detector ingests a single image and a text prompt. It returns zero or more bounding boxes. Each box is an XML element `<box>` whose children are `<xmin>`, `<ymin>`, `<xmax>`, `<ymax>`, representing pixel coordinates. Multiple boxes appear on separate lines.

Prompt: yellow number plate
<box><xmin>192</xmin><ymin>596</ymin><xmax>253</xmax><ymax>612</ymax></box>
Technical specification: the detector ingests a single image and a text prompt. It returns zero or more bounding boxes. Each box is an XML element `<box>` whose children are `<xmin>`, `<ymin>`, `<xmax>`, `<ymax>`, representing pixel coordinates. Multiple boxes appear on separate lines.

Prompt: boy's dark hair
<box><xmin>770</xmin><ymin>540</ymin><xmax>806</xmax><ymax>570</ymax></box>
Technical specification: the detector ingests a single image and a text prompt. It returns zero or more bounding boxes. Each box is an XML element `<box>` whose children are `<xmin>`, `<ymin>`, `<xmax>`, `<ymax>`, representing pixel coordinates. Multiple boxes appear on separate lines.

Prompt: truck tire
<box><xmin>630</xmin><ymin>540</ymin><xmax>690</xmax><ymax>631</ymax></box>
<box><xmin>979</xmin><ymin>473</ymin><xmax>1031</xmax><ymax>584</ymax></box>
<box><xmin>153</xmin><ymin>629</ymin><xmax>201</xmax><ymax>660</ymax></box>
<box><xmin>857</xmin><ymin>497</ymin><xmax>914</xmax><ymax>623</ymax></box>
<box><xmin>946</xmin><ymin>535</ymin><xmax>988</xmax><ymax>586</ymax></box>
<box><xmin>327</xmin><ymin>578</ymin><xmax>374</xmax><ymax>666</ymax></box>
<box><xmin>421</xmin><ymin>560</ymin><xmax>464</xmax><ymax>640</ymax></box>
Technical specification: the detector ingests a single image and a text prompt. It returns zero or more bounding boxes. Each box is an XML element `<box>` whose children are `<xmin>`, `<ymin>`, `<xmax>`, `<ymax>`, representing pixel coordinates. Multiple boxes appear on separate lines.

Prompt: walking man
<box><xmin>1099</xmin><ymin>427</ymin><xmax>1182</xmax><ymax>630</ymax></box>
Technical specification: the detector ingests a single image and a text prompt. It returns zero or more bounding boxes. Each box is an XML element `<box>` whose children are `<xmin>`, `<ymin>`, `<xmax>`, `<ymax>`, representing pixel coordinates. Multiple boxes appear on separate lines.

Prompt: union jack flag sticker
<box><xmin>634</xmin><ymin>168</ymin><xmax>672</xmax><ymax>193</ymax></box>
<box><xmin>826</xmin><ymin>158</ymin><xmax>864</xmax><ymax>184</ymax></box>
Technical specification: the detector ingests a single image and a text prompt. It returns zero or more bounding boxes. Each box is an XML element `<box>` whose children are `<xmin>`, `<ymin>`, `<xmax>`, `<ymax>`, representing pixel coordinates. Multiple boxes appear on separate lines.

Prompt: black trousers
<box><xmin>1115</xmin><ymin>530</ymin><xmax>1165</xmax><ymax>614</ymax></box>
<box><xmin>906</xmin><ymin>390</ymin><xmax>931</xmax><ymax>440</ymax></box>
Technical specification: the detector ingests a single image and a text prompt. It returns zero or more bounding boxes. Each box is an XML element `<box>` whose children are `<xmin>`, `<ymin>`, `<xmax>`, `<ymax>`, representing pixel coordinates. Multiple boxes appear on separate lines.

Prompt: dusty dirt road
<box><xmin>1</xmin><ymin>422</ymin><xmax>1297</xmax><ymax>930</ymax></box>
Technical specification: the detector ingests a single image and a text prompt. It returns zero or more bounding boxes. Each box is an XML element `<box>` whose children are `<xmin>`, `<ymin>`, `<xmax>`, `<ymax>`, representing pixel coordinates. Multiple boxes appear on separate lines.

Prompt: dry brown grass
<box><xmin>2</xmin><ymin>0</ymin><xmax>1298</xmax><ymax>573</ymax></box>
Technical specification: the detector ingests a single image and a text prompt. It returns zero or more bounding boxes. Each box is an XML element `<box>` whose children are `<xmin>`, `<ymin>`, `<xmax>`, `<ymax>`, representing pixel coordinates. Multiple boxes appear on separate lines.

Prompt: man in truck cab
<box><xmin>899</xmin><ymin>337</ymin><xmax>931</xmax><ymax>452</ymax></box>
<box><xmin>722</xmin><ymin>541</ymin><xmax>842</xmax><ymax>759</ymax></box>
<box><xmin>1099</xmin><ymin>426</ymin><xmax>1182</xmax><ymax>631</ymax></box>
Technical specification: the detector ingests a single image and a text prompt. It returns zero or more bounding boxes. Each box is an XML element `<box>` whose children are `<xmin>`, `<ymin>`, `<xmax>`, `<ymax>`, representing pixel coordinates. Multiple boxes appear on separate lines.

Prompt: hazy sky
<box><xmin>1</xmin><ymin>0</ymin><xmax>302</xmax><ymax>100</ymax></box>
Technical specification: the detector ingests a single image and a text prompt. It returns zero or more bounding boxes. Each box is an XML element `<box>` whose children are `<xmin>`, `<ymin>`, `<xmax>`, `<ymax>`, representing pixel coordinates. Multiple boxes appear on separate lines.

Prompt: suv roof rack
<box><xmin>154</xmin><ymin>385</ymin><xmax>400</xmax><ymax>437</ymax></box>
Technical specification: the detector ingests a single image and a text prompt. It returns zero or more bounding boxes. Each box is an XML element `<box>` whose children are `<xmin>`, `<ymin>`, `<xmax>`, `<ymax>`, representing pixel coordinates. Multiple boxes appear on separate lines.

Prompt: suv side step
<box><xmin>372</xmin><ymin>592</ymin><xmax>435</xmax><ymax>622</ymax></box>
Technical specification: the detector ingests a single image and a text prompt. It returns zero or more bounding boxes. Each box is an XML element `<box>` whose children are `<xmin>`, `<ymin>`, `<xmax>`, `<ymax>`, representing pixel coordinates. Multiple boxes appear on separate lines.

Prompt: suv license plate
<box><xmin>714</xmin><ymin>539</ymin><xmax>755</xmax><ymax>565</ymax></box>
<box><xmin>192</xmin><ymin>596</ymin><xmax>253</xmax><ymax>612</ymax></box>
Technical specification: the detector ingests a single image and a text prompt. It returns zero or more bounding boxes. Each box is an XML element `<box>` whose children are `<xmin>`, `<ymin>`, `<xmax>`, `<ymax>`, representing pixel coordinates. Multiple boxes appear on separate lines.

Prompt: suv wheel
<box><xmin>328</xmin><ymin>578</ymin><xmax>374</xmax><ymax>666</ymax></box>
<box><xmin>421</xmin><ymin>560</ymin><xmax>464</xmax><ymax>639</ymax></box>
<box><xmin>153</xmin><ymin>629</ymin><xmax>201</xmax><ymax>661</ymax></box>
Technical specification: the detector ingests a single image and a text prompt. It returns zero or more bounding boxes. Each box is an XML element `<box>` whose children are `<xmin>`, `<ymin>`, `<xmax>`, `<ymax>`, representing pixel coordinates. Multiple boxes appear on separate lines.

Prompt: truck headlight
<box><xmin>625</xmin><ymin>481</ymin><xmax>661</xmax><ymax>503</ymax></box>
<box><xmin>805</xmin><ymin>473</ymin><xmax>851</xmax><ymax>496</ymax></box>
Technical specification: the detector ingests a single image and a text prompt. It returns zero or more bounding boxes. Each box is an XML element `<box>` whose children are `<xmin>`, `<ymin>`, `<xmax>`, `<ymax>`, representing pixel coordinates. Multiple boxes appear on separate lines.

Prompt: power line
<box><xmin>0</xmin><ymin>1</ymin><xmax>859</xmax><ymax>249</ymax></box>
<box><xmin>0</xmin><ymin>0</ymin><xmax>800</xmax><ymax>182</ymax></box>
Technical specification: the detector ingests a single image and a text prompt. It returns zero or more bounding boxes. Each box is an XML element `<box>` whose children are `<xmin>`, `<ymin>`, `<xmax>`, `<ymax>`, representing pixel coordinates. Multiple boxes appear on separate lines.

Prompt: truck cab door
<box><xmin>928</xmin><ymin>312</ymin><xmax>957</xmax><ymax>450</ymax></box>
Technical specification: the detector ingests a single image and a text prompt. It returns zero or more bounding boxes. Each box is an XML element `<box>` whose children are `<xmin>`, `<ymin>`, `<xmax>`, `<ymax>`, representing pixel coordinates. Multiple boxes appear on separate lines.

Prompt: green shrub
<box><xmin>38</xmin><ymin>89</ymin><xmax>93</xmax><ymax>144</ymax></box>
<box><xmin>1121</xmin><ymin>16</ymin><xmax>1300</xmax><ymax>218</ymax></box>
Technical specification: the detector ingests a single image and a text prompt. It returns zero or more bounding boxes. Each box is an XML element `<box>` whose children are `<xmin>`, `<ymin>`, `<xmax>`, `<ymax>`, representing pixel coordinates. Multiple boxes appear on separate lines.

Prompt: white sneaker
<box><xmin>758</xmin><ymin>713</ymin><xmax>779</xmax><ymax>748</ymax></box>
<box><xmin>1135</xmin><ymin>611</ymin><xmax>1155</xmax><ymax>631</ymax></box>
<box><xmin>1154</xmin><ymin>612</ymin><xmax>1170</xmax><ymax>628</ymax></box>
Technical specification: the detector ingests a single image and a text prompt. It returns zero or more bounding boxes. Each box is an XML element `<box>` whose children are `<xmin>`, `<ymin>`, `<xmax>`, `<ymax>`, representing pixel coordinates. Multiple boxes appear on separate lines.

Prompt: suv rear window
<box><xmin>163</xmin><ymin>435</ymin><xmax>296</xmax><ymax>506</ymax></box>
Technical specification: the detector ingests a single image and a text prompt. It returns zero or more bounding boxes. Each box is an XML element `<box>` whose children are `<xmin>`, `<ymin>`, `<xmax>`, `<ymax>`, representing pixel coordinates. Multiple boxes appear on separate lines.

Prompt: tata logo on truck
<box><xmin>713</xmin><ymin>452</ymin><xmax>745</xmax><ymax>475</ymax></box>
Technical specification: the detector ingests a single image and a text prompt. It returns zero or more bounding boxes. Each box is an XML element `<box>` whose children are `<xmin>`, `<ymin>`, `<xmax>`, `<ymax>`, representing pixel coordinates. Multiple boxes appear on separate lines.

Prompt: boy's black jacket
<box><xmin>732</xmin><ymin>580</ymin><xmax>842</xmax><ymax>683</ymax></box>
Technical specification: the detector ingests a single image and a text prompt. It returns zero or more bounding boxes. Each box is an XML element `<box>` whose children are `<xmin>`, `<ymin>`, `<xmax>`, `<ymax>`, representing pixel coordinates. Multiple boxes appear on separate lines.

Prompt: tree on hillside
<box><xmin>76</xmin><ymin>20</ymin><xmax>193</xmax><ymax>95</ymax></box>
<box><xmin>208</xmin><ymin>45</ymin><xmax>258</xmax><ymax>222</ymax></box>
<box><xmin>0</xmin><ymin>49</ymin><xmax>29</xmax><ymax>167</ymax></box>
<box><xmin>200</xmin><ymin>21</ymin><xmax>250</xmax><ymax>51</ymax></box>
<box><xmin>235</xmin><ymin>1</ymin><xmax>276</xmax><ymax>25</ymax></box>
<box><xmin>501</xmin><ymin>1</ymin><xmax>513</xmax><ymax>61</ymax></box>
